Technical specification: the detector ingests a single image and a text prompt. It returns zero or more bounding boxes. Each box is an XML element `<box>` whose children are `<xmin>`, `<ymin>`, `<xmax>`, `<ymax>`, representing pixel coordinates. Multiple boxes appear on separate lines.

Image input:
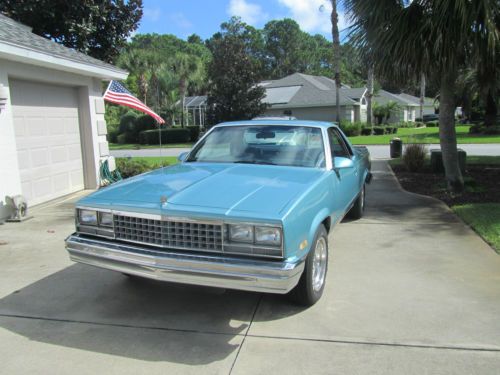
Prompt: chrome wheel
<box><xmin>312</xmin><ymin>236</ymin><xmax>327</xmax><ymax>292</ymax></box>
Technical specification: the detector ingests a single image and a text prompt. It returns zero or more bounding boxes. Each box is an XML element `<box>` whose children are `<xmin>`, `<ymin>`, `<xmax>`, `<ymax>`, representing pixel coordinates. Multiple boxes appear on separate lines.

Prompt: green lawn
<box><xmin>350</xmin><ymin>126</ymin><xmax>500</xmax><ymax>145</ymax></box>
<box><xmin>110</xmin><ymin>143</ymin><xmax>193</xmax><ymax>150</ymax></box>
<box><xmin>118</xmin><ymin>156</ymin><xmax>178</xmax><ymax>166</ymax></box>
<box><xmin>452</xmin><ymin>204</ymin><xmax>500</xmax><ymax>253</ymax></box>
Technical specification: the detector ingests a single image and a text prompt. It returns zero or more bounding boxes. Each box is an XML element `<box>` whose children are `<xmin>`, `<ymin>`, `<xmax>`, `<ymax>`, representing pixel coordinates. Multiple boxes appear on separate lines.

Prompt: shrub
<box><xmin>116</xmin><ymin>158</ymin><xmax>155</xmax><ymax>178</ymax></box>
<box><xmin>139</xmin><ymin>128</ymin><xmax>191</xmax><ymax>145</ymax></box>
<box><xmin>339</xmin><ymin>121</ymin><xmax>362</xmax><ymax>136</ymax></box>
<box><xmin>482</xmin><ymin>126</ymin><xmax>500</xmax><ymax>135</ymax></box>
<box><xmin>414</xmin><ymin>122</ymin><xmax>425</xmax><ymax>128</ymax></box>
<box><xmin>116</xmin><ymin>133</ymin><xmax>128</xmax><ymax>144</ymax></box>
<box><xmin>373</xmin><ymin>126</ymin><xmax>385</xmax><ymax>135</ymax></box>
<box><xmin>426</xmin><ymin>121</ymin><xmax>439</xmax><ymax>127</ymax></box>
<box><xmin>361</xmin><ymin>127</ymin><xmax>372</xmax><ymax>136</ymax></box>
<box><xmin>186</xmin><ymin>126</ymin><xmax>201</xmax><ymax>142</ymax></box>
<box><xmin>469</xmin><ymin>124</ymin><xmax>483</xmax><ymax>134</ymax></box>
<box><xmin>107</xmin><ymin>129</ymin><xmax>119</xmax><ymax>143</ymax></box>
<box><xmin>403</xmin><ymin>143</ymin><xmax>426</xmax><ymax>172</ymax></box>
<box><xmin>135</xmin><ymin>115</ymin><xmax>158</xmax><ymax>134</ymax></box>
<box><xmin>118</xmin><ymin>111</ymin><xmax>138</xmax><ymax>135</ymax></box>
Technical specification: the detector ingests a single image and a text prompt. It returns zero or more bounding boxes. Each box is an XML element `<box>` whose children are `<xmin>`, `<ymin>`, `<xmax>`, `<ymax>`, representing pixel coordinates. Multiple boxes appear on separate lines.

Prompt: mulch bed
<box><xmin>390</xmin><ymin>164</ymin><xmax>500</xmax><ymax>207</ymax></box>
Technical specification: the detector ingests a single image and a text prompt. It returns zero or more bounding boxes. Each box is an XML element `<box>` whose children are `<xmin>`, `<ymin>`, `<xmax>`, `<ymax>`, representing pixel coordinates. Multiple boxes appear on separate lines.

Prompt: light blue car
<box><xmin>65</xmin><ymin>120</ymin><xmax>371</xmax><ymax>305</ymax></box>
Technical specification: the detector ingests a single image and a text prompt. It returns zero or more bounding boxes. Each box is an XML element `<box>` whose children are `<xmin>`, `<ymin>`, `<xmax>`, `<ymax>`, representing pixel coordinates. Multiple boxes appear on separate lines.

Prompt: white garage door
<box><xmin>10</xmin><ymin>80</ymin><xmax>84</xmax><ymax>206</ymax></box>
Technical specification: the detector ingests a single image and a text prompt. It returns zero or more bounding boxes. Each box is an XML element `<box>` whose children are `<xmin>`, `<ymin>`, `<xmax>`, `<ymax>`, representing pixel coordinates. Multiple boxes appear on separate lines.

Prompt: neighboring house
<box><xmin>397</xmin><ymin>93</ymin><xmax>437</xmax><ymax>119</ymax></box>
<box><xmin>183</xmin><ymin>95</ymin><xmax>207</xmax><ymax>127</ymax></box>
<box><xmin>0</xmin><ymin>14</ymin><xmax>127</xmax><ymax>220</ymax></box>
<box><xmin>372</xmin><ymin>90</ymin><xmax>419</xmax><ymax>123</ymax></box>
<box><xmin>260</xmin><ymin>73</ymin><xmax>368</xmax><ymax>123</ymax></box>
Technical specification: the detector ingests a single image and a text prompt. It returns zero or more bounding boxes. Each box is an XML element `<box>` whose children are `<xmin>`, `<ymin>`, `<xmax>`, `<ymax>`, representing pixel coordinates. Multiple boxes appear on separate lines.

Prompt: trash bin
<box><xmin>390</xmin><ymin>138</ymin><xmax>403</xmax><ymax>158</ymax></box>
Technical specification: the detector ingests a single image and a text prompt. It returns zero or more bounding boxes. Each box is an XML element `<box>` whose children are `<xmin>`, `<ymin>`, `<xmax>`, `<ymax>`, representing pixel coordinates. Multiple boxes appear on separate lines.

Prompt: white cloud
<box><xmin>143</xmin><ymin>7</ymin><xmax>161</xmax><ymax>22</ymax></box>
<box><xmin>227</xmin><ymin>0</ymin><xmax>269</xmax><ymax>25</ymax></box>
<box><xmin>170</xmin><ymin>12</ymin><xmax>193</xmax><ymax>29</ymax></box>
<box><xmin>278</xmin><ymin>0</ymin><xmax>349</xmax><ymax>34</ymax></box>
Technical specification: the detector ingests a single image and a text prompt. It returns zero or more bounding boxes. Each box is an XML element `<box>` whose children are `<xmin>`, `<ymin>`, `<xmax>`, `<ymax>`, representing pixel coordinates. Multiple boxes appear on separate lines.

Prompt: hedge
<box><xmin>139</xmin><ymin>128</ymin><xmax>191</xmax><ymax>145</ymax></box>
<box><xmin>186</xmin><ymin>126</ymin><xmax>201</xmax><ymax>142</ymax></box>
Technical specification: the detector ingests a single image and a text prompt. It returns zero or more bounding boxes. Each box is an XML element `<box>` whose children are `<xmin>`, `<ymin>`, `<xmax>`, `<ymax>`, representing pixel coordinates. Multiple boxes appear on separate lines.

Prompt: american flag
<box><xmin>103</xmin><ymin>80</ymin><xmax>165</xmax><ymax>124</ymax></box>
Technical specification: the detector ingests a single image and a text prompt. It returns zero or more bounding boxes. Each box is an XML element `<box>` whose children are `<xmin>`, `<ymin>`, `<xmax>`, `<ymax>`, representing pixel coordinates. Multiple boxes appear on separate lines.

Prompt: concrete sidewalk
<box><xmin>0</xmin><ymin>161</ymin><xmax>499</xmax><ymax>374</ymax></box>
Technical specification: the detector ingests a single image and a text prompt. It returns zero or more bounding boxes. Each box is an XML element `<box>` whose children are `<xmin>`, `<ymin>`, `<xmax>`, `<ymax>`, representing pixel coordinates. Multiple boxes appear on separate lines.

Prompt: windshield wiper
<box><xmin>233</xmin><ymin>160</ymin><xmax>277</xmax><ymax>165</ymax></box>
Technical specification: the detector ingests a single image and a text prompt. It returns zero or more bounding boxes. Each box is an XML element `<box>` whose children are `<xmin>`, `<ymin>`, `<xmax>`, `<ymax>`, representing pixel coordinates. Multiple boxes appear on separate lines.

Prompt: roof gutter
<box><xmin>0</xmin><ymin>41</ymin><xmax>128</xmax><ymax>80</ymax></box>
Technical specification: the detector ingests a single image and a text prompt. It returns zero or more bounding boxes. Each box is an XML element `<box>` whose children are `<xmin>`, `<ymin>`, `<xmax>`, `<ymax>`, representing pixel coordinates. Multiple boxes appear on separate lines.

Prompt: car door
<box><xmin>327</xmin><ymin>127</ymin><xmax>359</xmax><ymax>211</ymax></box>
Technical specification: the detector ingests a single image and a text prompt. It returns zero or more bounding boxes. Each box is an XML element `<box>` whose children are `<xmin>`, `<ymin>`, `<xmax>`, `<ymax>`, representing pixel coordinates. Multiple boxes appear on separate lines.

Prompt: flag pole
<box><xmin>158</xmin><ymin>120</ymin><xmax>163</xmax><ymax>168</ymax></box>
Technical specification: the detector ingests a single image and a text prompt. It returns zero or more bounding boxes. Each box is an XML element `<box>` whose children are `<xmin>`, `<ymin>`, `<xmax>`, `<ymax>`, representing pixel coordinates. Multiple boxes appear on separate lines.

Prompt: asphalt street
<box><xmin>110</xmin><ymin>143</ymin><xmax>500</xmax><ymax>159</ymax></box>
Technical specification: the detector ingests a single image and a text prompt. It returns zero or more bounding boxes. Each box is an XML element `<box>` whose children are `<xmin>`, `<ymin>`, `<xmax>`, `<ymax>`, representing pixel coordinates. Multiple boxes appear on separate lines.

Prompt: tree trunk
<box><xmin>366</xmin><ymin>65</ymin><xmax>374</xmax><ymax>128</ymax></box>
<box><xmin>330</xmin><ymin>0</ymin><xmax>341</xmax><ymax>123</ymax></box>
<box><xmin>419</xmin><ymin>72</ymin><xmax>426</xmax><ymax>122</ymax></box>
<box><xmin>484</xmin><ymin>90</ymin><xmax>497</xmax><ymax>127</ymax></box>
<box><xmin>439</xmin><ymin>72</ymin><xmax>464</xmax><ymax>193</ymax></box>
<box><xmin>180</xmin><ymin>78</ymin><xmax>186</xmax><ymax>128</ymax></box>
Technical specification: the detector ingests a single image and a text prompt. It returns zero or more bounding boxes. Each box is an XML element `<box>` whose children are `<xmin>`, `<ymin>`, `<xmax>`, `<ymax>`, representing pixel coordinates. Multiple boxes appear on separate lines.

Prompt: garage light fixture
<box><xmin>0</xmin><ymin>84</ymin><xmax>8</xmax><ymax>112</ymax></box>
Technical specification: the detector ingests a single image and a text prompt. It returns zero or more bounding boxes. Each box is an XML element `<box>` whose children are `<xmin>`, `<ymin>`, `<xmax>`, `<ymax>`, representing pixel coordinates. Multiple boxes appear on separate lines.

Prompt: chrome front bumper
<box><xmin>65</xmin><ymin>234</ymin><xmax>304</xmax><ymax>294</ymax></box>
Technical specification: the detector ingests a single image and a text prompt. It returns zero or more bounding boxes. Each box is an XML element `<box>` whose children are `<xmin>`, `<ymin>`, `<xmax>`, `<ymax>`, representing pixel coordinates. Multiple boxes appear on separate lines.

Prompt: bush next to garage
<box><xmin>139</xmin><ymin>128</ymin><xmax>191</xmax><ymax>145</ymax></box>
<box><xmin>116</xmin><ymin>158</ymin><xmax>155</xmax><ymax>178</ymax></box>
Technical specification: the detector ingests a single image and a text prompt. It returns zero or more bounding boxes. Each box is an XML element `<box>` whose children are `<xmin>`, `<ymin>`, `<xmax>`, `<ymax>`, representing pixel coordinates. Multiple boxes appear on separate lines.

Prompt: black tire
<box><xmin>289</xmin><ymin>224</ymin><xmax>328</xmax><ymax>306</ymax></box>
<box><xmin>347</xmin><ymin>184</ymin><xmax>365</xmax><ymax>220</ymax></box>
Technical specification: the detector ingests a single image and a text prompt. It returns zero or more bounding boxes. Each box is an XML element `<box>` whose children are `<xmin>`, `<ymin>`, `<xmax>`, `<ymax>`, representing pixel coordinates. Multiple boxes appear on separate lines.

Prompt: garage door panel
<box><xmin>16</xmin><ymin>149</ymin><xmax>30</xmax><ymax>170</ymax></box>
<box><xmin>53</xmin><ymin>172</ymin><xmax>70</xmax><ymax>191</ymax></box>
<box><xmin>70</xmin><ymin>170</ymin><xmax>84</xmax><ymax>186</ymax></box>
<box><xmin>30</xmin><ymin>148</ymin><xmax>49</xmax><ymax>168</ymax></box>
<box><xmin>21</xmin><ymin>182</ymin><xmax>33</xmax><ymax>202</ymax></box>
<box><xmin>11</xmin><ymin>79</ymin><xmax>84</xmax><ymax>206</ymax></box>
<box><xmin>48</xmin><ymin>117</ymin><xmax>66</xmax><ymax>135</ymax></box>
<box><xmin>50</xmin><ymin>146</ymin><xmax>68</xmax><ymax>163</ymax></box>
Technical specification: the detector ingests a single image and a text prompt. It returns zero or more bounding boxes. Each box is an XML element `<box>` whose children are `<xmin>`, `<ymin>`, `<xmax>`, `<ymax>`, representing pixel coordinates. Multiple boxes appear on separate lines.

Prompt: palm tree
<box><xmin>118</xmin><ymin>49</ymin><xmax>152</xmax><ymax>104</ymax></box>
<box><xmin>366</xmin><ymin>64</ymin><xmax>374</xmax><ymax>127</ymax></box>
<box><xmin>345</xmin><ymin>0</ymin><xmax>499</xmax><ymax>192</ymax></box>
<box><xmin>330</xmin><ymin>0</ymin><xmax>342</xmax><ymax>122</ymax></box>
<box><xmin>171</xmin><ymin>52</ymin><xmax>204</xmax><ymax>127</ymax></box>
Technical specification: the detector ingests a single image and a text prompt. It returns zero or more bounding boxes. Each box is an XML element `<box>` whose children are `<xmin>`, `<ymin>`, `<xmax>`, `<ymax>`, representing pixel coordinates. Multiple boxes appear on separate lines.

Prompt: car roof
<box><xmin>216</xmin><ymin>120</ymin><xmax>338</xmax><ymax>129</ymax></box>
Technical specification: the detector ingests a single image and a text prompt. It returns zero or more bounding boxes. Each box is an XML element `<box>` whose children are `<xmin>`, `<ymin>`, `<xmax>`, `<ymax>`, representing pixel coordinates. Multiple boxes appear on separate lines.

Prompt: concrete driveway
<box><xmin>0</xmin><ymin>161</ymin><xmax>499</xmax><ymax>374</ymax></box>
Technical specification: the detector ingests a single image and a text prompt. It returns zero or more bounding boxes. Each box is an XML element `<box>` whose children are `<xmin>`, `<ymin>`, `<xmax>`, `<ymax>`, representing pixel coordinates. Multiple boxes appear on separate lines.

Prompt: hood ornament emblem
<box><xmin>160</xmin><ymin>195</ymin><xmax>167</xmax><ymax>204</ymax></box>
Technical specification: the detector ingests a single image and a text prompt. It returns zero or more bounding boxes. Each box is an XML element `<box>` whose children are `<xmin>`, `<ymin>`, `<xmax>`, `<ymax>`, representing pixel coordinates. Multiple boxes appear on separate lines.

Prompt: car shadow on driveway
<box><xmin>0</xmin><ymin>263</ymin><xmax>306</xmax><ymax>364</ymax></box>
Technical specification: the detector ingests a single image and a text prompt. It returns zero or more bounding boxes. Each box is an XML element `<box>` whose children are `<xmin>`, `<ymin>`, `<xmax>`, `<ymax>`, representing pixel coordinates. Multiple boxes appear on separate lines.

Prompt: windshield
<box><xmin>186</xmin><ymin>125</ymin><xmax>325</xmax><ymax>168</ymax></box>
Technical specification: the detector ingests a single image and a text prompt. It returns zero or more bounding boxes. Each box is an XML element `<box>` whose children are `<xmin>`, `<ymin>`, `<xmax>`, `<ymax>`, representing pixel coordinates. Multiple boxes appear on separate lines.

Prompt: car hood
<box><xmin>81</xmin><ymin>163</ymin><xmax>325</xmax><ymax>216</ymax></box>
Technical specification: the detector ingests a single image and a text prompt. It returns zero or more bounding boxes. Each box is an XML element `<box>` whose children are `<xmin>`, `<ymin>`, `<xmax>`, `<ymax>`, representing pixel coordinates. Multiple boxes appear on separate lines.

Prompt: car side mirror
<box><xmin>178</xmin><ymin>152</ymin><xmax>189</xmax><ymax>162</ymax></box>
<box><xmin>334</xmin><ymin>156</ymin><xmax>354</xmax><ymax>169</ymax></box>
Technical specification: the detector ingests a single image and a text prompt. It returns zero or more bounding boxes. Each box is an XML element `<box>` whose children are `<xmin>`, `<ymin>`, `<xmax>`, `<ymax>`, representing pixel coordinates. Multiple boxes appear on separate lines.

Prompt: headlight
<box><xmin>255</xmin><ymin>226</ymin><xmax>281</xmax><ymax>246</ymax></box>
<box><xmin>99</xmin><ymin>212</ymin><xmax>113</xmax><ymax>227</ymax></box>
<box><xmin>229</xmin><ymin>224</ymin><xmax>254</xmax><ymax>243</ymax></box>
<box><xmin>78</xmin><ymin>209</ymin><xmax>97</xmax><ymax>226</ymax></box>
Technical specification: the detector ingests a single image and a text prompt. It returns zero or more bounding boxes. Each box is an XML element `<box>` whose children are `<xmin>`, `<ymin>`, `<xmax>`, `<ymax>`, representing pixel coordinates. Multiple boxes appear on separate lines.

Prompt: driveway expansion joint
<box><xmin>228</xmin><ymin>294</ymin><xmax>262</xmax><ymax>375</ymax></box>
<box><xmin>2</xmin><ymin>312</ymin><xmax>498</xmax><ymax>354</ymax></box>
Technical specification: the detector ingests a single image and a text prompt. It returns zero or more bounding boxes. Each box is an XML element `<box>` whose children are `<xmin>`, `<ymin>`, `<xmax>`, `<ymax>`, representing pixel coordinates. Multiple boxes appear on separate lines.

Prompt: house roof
<box><xmin>184</xmin><ymin>96</ymin><xmax>207</xmax><ymax>108</ymax></box>
<box><xmin>373</xmin><ymin>90</ymin><xmax>420</xmax><ymax>107</ymax></box>
<box><xmin>398</xmin><ymin>93</ymin><xmax>436</xmax><ymax>106</ymax></box>
<box><xmin>0</xmin><ymin>13</ymin><xmax>127</xmax><ymax>80</ymax></box>
<box><xmin>263</xmin><ymin>73</ymin><xmax>360</xmax><ymax>108</ymax></box>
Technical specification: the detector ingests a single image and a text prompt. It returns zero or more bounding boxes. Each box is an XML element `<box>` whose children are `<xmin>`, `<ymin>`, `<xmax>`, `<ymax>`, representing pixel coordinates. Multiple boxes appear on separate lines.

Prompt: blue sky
<box><xmin>136</xmin><ymin>0</ymin><xmax>349</xmax><ymax>40</ymax></box>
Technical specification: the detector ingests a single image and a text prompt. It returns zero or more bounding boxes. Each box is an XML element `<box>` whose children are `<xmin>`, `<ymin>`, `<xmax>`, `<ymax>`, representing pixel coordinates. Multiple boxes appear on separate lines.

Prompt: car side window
<box><xmin>327</xmin><ymin>128</ymin><xmax>350</xmax><ymax>158</ymax></box>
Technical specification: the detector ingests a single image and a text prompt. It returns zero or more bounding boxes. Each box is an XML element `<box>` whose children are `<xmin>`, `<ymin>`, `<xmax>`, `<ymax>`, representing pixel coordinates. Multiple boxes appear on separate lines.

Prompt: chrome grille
<box><xmin>114</xmin><ymin>215</ymin><xmax>223</xmax><ymax>252</ymax></box>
